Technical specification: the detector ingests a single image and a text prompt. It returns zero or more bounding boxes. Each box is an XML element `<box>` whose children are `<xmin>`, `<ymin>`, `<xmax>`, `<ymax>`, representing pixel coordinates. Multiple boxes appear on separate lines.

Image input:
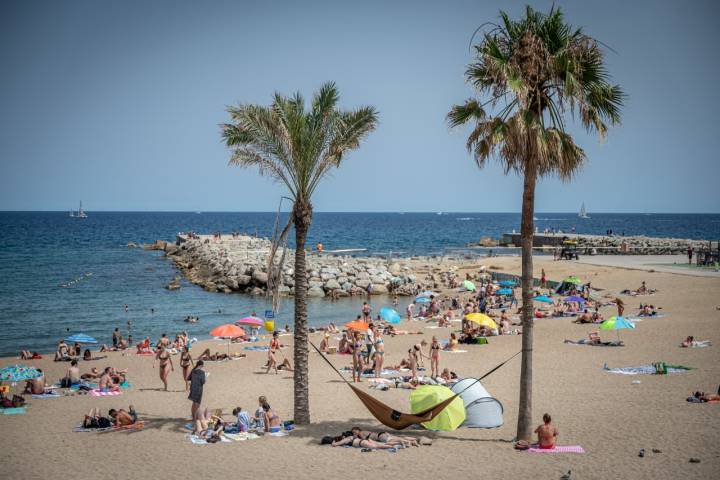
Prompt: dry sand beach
<box><xmin>1</xmin><ymin>256</ymin><xmax>719</xmax><ymax>479</ymax></box>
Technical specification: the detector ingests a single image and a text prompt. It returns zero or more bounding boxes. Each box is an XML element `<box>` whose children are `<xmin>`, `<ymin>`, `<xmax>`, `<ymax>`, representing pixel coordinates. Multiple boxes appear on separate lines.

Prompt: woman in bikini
<box><xmin>373</xmin><ymin>330</ymin><xmax>385</xmax><ymax>378</ymax></box>
<box><xmin>261</xmin><ymin>400</ymin><xmax>282</xmax><ymax>432</ymax></box>
<box><xmin>266</xmin><ymin>332</ymin><xmax>280</xmax><ymax>374</ymax></box>
<box><xmin>180</xmin><ymin>346</ymin><xmax>194</xmax><ymax>391</ymax></box>
<box><xmin>351</xmin><ymin>331</ymin><xmax>364</xmax><ymax>383</ymax></box>
<box><xmin>429</xmin><ymin>336</ymin><xmax>441</xmax><ymax>378</ymax></box>
<box><xmin>350</xmin><ymin>427</ymin><xmax>425</xmax><ymax>447</ymax></box>
<box><xmin>153</xmin><ymin>345</ymin><xmax>174</xmax><ymax>391</ymax></box>
<box><xmin>327</xmin><ymin>433</ymin><xmax>397</xmax><ymax>450</ymax></box>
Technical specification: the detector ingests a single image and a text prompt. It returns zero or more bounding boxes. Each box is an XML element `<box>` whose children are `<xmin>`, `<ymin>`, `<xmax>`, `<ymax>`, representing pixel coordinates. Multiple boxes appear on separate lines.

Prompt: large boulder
<box><xmin>252</xmin><ymin>271</ymin><xmax>268</xmax><ymax>285</ymax></box>
<box><xmin>324</xmin><ymin>279</ymin><xmax>341</xmax><ymax>291</ymax></box>
<box><xmin>236</xmin><ymin>274</ymin><xmax>252</xmax><ymax>286</ymax></box>
<box><xmin>309</xmin><ymin>280</ymin><xmax>324</xmax><ymax>289</ymax></box>
<box><xmin>357</xmin><ymin>271</ymin><xmax>370</xmax><ymax>280</ymax></box>
<box><xmin>370</xmin><ymin>284</ymin><xmax>388</xmax><ymax>295</ymax></box>
<box><xmin>320</xmin><ymin>272</ymin><xmax>336</xmax><ymax>281</ymax></box>
<box><xmin>355</xmin><ymin>278</ymin><xmax>371</xmax><ymax>289</ymax></box>
<box><xmin>307</xmin><ymin>286</ymin><xmax>326</xmax><ymax>297</ymax></box>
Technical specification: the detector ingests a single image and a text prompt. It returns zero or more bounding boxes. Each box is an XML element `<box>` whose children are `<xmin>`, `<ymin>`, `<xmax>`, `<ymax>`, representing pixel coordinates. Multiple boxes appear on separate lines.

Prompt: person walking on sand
<box><xmin>535</xmin><ymin>413</ymin><xmax>559</xmax><ymax>449</ymax></box>
<box><xmin>541</xmin><ymin>269</ymin><xmax>547</xmax><ymax>289</ymax></box>
<box><xmin>351</xmin><ymin>331</ymin><xmax>364</xmax><ymax>383</ymax></box>
<box><xmin>153</xmin><ymin>345</ymin><xmax>174</xmax><ymax>391</ymax></box>
<box><xmin>188</xmin><ymin>360</ymin><xmax>206</xmax><ymax>420</ymax></box>
<box><xmin>429</xmin><ymin>336</ymin><xmax>441</xmax><ymax>378</ymax></box>
<box><xmin>179</xmin><ymin>346</ymin><xmax>194</xmax><ymax>391</ymax></box>
<box><xmin>266</xmin><ymin>332</ymin><xmax>280</xmax><ymax>374</ymax></box>
<box><xmin>373</xmin><ymin>330</ymin><xmax>385</xmax><ymax>378</ymax></box>
<box><xmin>615</xmin><ymin>297</ymin><xmax>625</xmax><ymax>317</ymax></box>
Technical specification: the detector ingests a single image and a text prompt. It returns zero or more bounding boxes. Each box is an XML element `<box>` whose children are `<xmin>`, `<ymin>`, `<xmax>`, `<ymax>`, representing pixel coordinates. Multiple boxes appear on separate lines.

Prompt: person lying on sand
<box><xmin>574</xmin><ymin>310</ymin><xmax>592</xmax><ymax>324</ymax></box>
<box><xmin>98</xmin><ymin>367</ymin><xmax>120</xmax><ymax>392</ymax></box>
<box><xmin>692</xmin><ymin>390</ymin><xmax>720</xmax><ymax>402</ymax></box>
<box><xmin>193</xmin><ymin>407</ymin><xmax>224</xmax><ymax>439</ymax></box>
<box><xmin>81</xmin><ymin>367</ymin><xmax>101</xmax><ymax>380</ymax></box>
<box><xmin>109</xmin><ymin>405</ymin><xmax>138</xmax><ymax>426</ymax></box>
<box><xmin>351</xmin><ymin>427</ymin><xmax>429</xmax><ymax>447</ymax></box>
<box><xmin>681</xmin><ymin>336</ymin><xmax>711</xmax><ymax>348</ymax></box>
<box><xmin>638</xmin><ymin>304</ymin><xmax>660</xmax><ymax>317</ymax></box>
<box><xmin>82</xmin><ymin>407</ymin><xmax>113</xmax><ymax>429</ymax></box>
<box><xmin>323</xmin><ymin>433</ymin><xmax>398</xmax><ymax>450</ymax></box>
<box><xmin>440</xmin><ymin>368</ymin><xmax>458</xmax><ymax>383</ymax></box>
<box><xmin>534</xmin><ymin>413</ymin><xmax>559</xmax><ymax>449</ymax></box>
<box><xmin>20</xmin><ymin>350</ymin><xmax>42</xmax><ymax>360</ymax></box>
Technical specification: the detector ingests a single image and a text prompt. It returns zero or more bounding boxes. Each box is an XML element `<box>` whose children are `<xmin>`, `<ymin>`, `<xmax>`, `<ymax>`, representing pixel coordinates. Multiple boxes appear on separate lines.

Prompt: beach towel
<box><xmin>73</xmin><ymin>422</ymin><xmax>144</xmax><ymax>433</ymax></box>
<box><xmin>136</xmin><ymin>351</ymin><xmax>154</xmax><ymax>356</ymax></box>
<box><xmin>528</xmin><ymin>445</ymin><xmax>585</xmax><ymax>454</ymax></box>
<box><xmin>444</xmin><ymin>350</ymin><xmax>468</xmax><ymax>353</ymax></box>
<box><xmin>187</xmin><ymin>434</ymin><xmax>231</xmax><ymax>445</ymax></box>
<box><xmin>1</xmin><ymin>407</ymin><xmax>27</xmax><ymax>415</ymax></box>
<box><xmin>269</xmin><ymin>431</ymin><xmax>289</xmax><ymax>437</ymax></box>
<box><xmin>565</xmin><ymin>340</ymin><xmax>623</xmax><ymax>347</ymax></box>
<box><xmin>603</xmin><ymin>363</ymin><xmax>693</xmax><ymax>375</ymax></box>
<box><xmin>223</xmin><ymin>432</ymin><xmax>260</xmax><ymax>441</ymax></box>
<box><xmin>243</xmin><ymin>346</ymin><xmax>269</xmax><ymax>351</ymax></box>
<box><xmin>89</xmin><ymin>388</ymin><xmax>122</xmax><ymax>397</ymax></box>
<box><xmin>683</xmin><ymin>341</ymin><xmax>712</xmax><ymax>348</ymax></box>
<box><xmin>32</xmin><ymin>392</ymin><xmax>60</xmax><ymax>398</ymax></box>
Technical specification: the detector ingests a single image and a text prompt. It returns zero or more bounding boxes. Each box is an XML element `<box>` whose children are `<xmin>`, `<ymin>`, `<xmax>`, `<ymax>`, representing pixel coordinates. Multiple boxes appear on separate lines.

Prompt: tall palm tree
<box><xmin>448</xmin><ymin>6</ymin><xmax>623</xmax><ymax>440</ymax></box>
<box><xmin>221</xmin><ymin>82</ymin><xmax>378</xmax><ymax>424</ymax></box>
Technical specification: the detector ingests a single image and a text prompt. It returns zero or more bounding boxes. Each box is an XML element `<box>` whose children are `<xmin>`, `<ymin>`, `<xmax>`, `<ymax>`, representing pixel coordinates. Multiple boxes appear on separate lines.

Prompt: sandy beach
<box><xmin>1</xmin><ymin>256</ymin><xmax>718</xmax><ymax>479</ymax></box>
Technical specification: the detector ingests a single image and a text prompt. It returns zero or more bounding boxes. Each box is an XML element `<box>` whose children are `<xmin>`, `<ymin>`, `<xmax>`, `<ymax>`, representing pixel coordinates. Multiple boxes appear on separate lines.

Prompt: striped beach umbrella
<box><xmin>65</xmin><ymin>333</ymin><xmax>98</xmax><ymax>344</ymax></box>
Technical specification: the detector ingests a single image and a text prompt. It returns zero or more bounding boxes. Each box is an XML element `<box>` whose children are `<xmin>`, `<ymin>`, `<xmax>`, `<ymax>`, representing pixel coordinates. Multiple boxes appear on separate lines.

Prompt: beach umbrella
<box><xmin>463</xmin><ymin>280</ymin><xmax>476</xmax><ymax>292</ymax></box>
<box><xmin>379</xmin><ymin>307</ymin><xmax>401</xmax><ymax>324</ymax></box>
<box><xmin>410</xmin><ymin>385</ymin><xmax>466</xmax><ymax>431</ymax></box>
<box><xmin>345</xmin><ymin>320</ymin><xmax>370</xmax><ymax>331</ymax></box>
<box><xmin>235</xmin><ymin>316</ymin><xmax>264</xmax><ymax>327</ymax></box>
<box><xmin>563</xmin><ymin>276</ymin><xmax>582</xmax><ymax>284</ymax></box>
<box><xmin>600</xmin><ymin>316</ymin><xmax>635</xmax><ymax>342</ymax></box>
<box><xmin>496</xmin><ymin>288</ymin><xmax>513</xmax><ymax>296</ymax></box>
<box><xmin>0</xmin><ymin>364</ymin><xmax>42</xmax><ymax>383</ymax></box>
<box><xmin>564</xmin><ymin>295</ymin><xmax>586</xmax><ymax>303</ymax></box>
<box><xmin>210</xmin><ymin>324</ymin><xmax>246</xmax><ymax>355</ymax></box>
<box><xmin>532</xmin><ymin>295</ymin><xmax>554</xmax><ymax>304</ymax></box>
<box><xmin>210</xmin><ymin>324</ymin><xmax>246</xmax><ymax>338</ymax></box>
<box><xmin>498</xmin><ymin>280</ymin><xmax>516</xmax><ymax>287</ymax></box>
<box><xmin>415</xmin><ymin>296</ymin><xmax>431</xmax><ymax>303</ymax></box>
<box><xmin>65</xmin><ymin>333</ymin><xmax>98</xmax><ymax>344</ymax></box>
<box><xmin>465</xmin><ymin>313</ymin><xmax>498</xmax><ymax>330</ymax></box>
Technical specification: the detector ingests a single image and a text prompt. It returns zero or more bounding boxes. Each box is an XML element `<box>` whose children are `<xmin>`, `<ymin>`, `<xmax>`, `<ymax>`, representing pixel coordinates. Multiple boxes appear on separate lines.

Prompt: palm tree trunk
<box><xmin>516</xmin><ymin>166</ymin><xmax>537</xmax><ymax>441</ymax></box>
<box><xmin>292</xmin><ymin>203</ymin><xmax>311</xmax><ymax>425</ymax></box>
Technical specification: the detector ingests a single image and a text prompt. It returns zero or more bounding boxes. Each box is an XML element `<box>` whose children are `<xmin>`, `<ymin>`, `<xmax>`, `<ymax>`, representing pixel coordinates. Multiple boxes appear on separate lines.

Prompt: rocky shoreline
<box><xmin>147</xmin><ymin>235</ymin><xmax>425</xmax><ymax>297</ymax></box>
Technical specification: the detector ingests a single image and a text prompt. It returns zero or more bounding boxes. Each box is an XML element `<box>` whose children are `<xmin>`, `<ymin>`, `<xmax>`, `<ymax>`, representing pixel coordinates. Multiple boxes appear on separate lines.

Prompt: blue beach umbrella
<box><xmin>564</xmin><ymin>295</ymin><xmax>586</xmax><ymax>303</ymax></box>
<box><xmin>419</xmin><ymin>291</ymin><xmax>435</xmax><ymax>298</ymax></box>
<box><xmin>600</xmin><ymin>316</ymin><xmax>635</xmax><ymax>342</ymax></box>
<box><xmin>498</xmin><ymin>280</ymin><xmax>516</xmax><ymax>287</ymax></box>
<box><xmin>379</xmin><ymin>307</ymin><xmax>401</xmax><ymax>324</ymax></box>
<box><xmin>532</xmin><ymin>295</ymin><xmax>554</xmax><ymax>304</ymax></box>
<box><xmin>415</xmin><ymin>296</ymin><xmax>431</xmax><ymax>303</ymax></box>
<box><xmin>0</xmin><ymin>364</ymin><xmax>42</xmax><ymax>383</ymax></box>
<box><xmin>497</xmin><ymin>288</ymin><xmax>513</xmax><ymax>296</ymax></box>
<box><xmin>65</xmin><ymin>333</ymin><xmax>98</xmax><ymax>344</ymax></box>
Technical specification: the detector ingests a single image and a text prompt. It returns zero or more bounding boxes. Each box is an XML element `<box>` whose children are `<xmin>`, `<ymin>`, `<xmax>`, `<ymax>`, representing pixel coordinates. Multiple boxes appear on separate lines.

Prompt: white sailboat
<box><xmin>70</xmin><ymin>201</ymin><xmax>88</xmax><ymax>218</ymax></box>
<box><xmin>578</xmin><ymin>202</ymin><xmax>589</xmax><ymax>219</ymax></box>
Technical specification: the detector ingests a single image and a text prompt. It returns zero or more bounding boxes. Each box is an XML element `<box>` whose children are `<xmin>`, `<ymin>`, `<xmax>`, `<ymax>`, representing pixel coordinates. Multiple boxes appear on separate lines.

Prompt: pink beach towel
<box><xmin>89</xmin><ymin>389</ymin><xmax>122</xmax><ymax>397</ymax></box>
<box><xmin>528</xmin><ymin>445</ymin><xmax>585</xmax><ymax>454</ymax></box>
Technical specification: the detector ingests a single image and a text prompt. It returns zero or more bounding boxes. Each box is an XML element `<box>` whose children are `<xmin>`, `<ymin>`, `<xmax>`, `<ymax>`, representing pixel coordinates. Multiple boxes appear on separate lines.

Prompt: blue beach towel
<box><xmin>1</xmin><ymin>407</ymin><xmax>27</xmax><ymax>415</ymax></box>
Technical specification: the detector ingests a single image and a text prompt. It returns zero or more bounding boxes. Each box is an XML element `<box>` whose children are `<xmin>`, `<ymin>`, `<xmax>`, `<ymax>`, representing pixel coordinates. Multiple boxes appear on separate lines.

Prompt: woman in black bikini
<box><xmin>180</xmin><ymin>346</ymin><xmax>194</xmax><ymax>391</ymax></box>
<box><xmin>153</xmin><ymin>345</ymin><xmax>174</xmax><ymax>391</ymax></box>
<box><xmin>429</xmin><ymin>336</ymin><xmax>441</xmax><ymax>378</ymax></box>
<box><xmin>325</xmin><ymin>432</ymin><xmax>398</xmax><ymax>450</ymax></box>
<box><xmin>350</xmin><ymin>427</ymin><xmax>424</xmax><ymax>447</ymax></box>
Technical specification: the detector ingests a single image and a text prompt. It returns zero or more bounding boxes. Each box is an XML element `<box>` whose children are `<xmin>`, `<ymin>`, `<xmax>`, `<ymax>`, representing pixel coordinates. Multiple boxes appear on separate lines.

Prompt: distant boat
<box><xmin>578</xmin><ymin>202</ymin><xmax>589</xmax><ymax>219</ymax></box>
<box><xmin>69</xmin><ymin>201</ymin><xmax>88</xmax><ymax>218</ymax></box>
<box><xmin>437</xmin><ymin>212</ymin><xmax>443</xmax><ymax>215</ymax></box>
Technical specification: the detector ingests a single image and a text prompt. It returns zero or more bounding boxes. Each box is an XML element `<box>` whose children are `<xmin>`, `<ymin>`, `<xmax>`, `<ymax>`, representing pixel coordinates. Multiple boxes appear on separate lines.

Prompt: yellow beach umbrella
<box><xmin>465</xmin><ymin>313</ymin><xmax>497</xmax><ymax>330</ymax></box>
<box><xmin>410</xmin><ymin>385</ymin><xmax>465</xmax><ymax>431</ymax></box>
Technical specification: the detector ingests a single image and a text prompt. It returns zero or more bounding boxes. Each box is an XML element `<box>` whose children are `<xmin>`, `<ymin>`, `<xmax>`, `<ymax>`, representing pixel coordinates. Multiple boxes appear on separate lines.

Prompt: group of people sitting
<box><xmin>192</xmin><ymin>396</ymin><xmax>284</xmax><ymax>441</ymax></box>
<box><xmin>81</xmin><ymin>405</ymin><xmax>139</xmax><ymax>429</ymax></box>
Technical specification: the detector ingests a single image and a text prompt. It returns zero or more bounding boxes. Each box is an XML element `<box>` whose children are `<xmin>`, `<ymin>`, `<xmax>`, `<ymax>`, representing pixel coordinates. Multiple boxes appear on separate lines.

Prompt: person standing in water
<box><xmin>153</xmin><ymin>345</ymin><xmax>174</xmax><ymax>391</ymax></box>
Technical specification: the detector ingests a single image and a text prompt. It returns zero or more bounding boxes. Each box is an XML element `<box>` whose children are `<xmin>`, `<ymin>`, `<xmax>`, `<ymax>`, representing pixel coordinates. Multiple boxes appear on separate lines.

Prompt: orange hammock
<box><xmin>309</xmin><ymin>341</ymin><xmax>519</xmax><ymax>430</ymax></box>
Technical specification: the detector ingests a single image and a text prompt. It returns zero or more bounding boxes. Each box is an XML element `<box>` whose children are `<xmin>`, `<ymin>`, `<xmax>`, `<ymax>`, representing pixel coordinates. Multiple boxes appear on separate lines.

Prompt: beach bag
<box><xmin>60</xmin><ymin>377</ymin><xmax>72</xmax><ymax>388</ymax></box>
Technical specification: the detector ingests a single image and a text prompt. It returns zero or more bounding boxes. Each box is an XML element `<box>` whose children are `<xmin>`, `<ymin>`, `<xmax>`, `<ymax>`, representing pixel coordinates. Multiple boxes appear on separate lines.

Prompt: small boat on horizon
<box><xmin>69</xmin><ymin>201</ymin><xmax>88</xmax><ymax>218</ymax></box>
<box><xmin>578</xmin><ymin>202</ymin><xmax>590</xmax><ymax>219</ymax></box>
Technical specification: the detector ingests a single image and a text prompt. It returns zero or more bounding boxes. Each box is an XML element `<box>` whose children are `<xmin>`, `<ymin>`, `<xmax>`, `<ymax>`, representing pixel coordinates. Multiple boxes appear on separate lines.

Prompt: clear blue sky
<box><xmin>1</xmin><ymin>0</ymin><xmax>718</xmax><ymax>213</ymax></box>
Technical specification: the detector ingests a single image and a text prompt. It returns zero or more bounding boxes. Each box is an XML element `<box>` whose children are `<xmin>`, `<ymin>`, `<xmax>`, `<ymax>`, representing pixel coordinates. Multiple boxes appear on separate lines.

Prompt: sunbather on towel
<box><xmin>323</xmin><ymin>432</ymin><xmax>397</xmax><ymax>450</ymax></box>
<box><xmin>535</xmin><ymin>413</ymin><xmax>559</xmax><ymax>449</ymax></box>
<box><xmin>98</xmin><ymin>367</ymin><xmax>120</xmax><ymax>393</ymax></box>
<box><xmin>82</xmin><ymin>408</ymin><xmax>113</xmax><ymax>429</ymax></box>
<box><xmin>197</xmin><ymin>348</ymin><xmax>228</xmax><ymax>362</ymax></box>
<box><xmin>691</xmin><ymin>391</ymin><xmax>720</xmax><ymax>402</ymax></box>
<box><xmin>350</xmin><ymin>427</ymin><xmax>426</xmax><ymax>447</ymax></box>
<box><xmin>20</xmin><ymin>350</ymin><xmax>42</xmax><ymax>360</ymax></box>
<box><xmin>109</xmin><ymin>405</ymin><xmax>138</xmax><ymax>426</ymax></box>
<box><xmin>81</xmin><ymin>367</ymin><xmax>101</xmax><ymax>380</ymax></box>
<box><xmin>680</xmin><ymin>336</ymin><xmax>711</xmax><ymax>348</ymax></box>
<box><xmin>24</xmin><ymin>369</ymin><xmax>46</xmax><ymax>394</ymax></box>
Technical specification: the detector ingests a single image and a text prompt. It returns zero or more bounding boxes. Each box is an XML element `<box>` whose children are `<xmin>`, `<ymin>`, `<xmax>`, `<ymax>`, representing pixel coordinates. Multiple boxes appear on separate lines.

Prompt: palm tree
<box><xmin>222</xmin><ymin>82</ymin><xmax>378</xmax><ymax>424</ymax></box>
<box><xmin>448</xmin><ymin>6</ymin><xmax>623</xmax><ymax>440</ymax></box>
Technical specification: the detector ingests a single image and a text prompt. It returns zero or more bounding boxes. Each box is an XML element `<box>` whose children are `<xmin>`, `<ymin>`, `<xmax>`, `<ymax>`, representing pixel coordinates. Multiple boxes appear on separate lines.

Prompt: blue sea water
<box><xmin>0</xmin><ymin>211</ymin><xmax>718</xmax><ymax>356</ymax></box>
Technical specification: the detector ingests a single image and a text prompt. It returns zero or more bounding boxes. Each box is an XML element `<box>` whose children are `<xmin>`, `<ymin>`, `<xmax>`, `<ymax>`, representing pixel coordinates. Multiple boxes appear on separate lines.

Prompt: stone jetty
<box><xmin>148</xmin><ymin>235</ymin><xmax>423</xmax><ymax>297</ymax></box>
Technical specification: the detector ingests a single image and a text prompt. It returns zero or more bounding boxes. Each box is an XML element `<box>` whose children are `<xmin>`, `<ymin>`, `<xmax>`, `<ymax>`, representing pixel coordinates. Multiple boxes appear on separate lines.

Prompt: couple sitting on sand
<box><xmin>82</xmin><ymin>405</ymin><xmax>138</xmax><ymax>429</ymax></box>
<box><xmin>322</xmin><ymin>427</ymin><xmax>432</xmax><ymax>450</ymax></box>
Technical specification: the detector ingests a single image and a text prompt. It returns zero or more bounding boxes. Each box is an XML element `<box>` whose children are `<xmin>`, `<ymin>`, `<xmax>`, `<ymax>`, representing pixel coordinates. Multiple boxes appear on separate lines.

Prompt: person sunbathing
<box><xmin>54</xmin><ymin>340</ymin><xmax>71</xmax><ymax>361</ymax></box>
<box><xmin>196</xmin><ymin>348</ymin><xmax>228</xmax><ymax>362</ymax></box>
<box><xmin>20</xmin><ymin>350</ymin><xmax>42</xmax><ymax>360</ymax></box>
<box><xmin>81</xmin><ymin>367</ymin><xmax>101</xmax><ymax>380</ymax></box>
<box><xmin>24</xmin><ymin>369</ymin><xmax>46</xmax><ymax>394</ymax></box>
<box><xmin>574</xmin><ymin>310</ymin><xmax>592</xmax><ymax>324</ymax></box>
<box><xmin>692</xmin><ymin>391</ymin><xmax>720</xmax><ymax>402</ymax></box>
<box><xmin>319</xmin><ymin>333</ymin><xmax>330</xmax><ymax>352</ymax></box>
<box><xmin>338</xmin><ymin>333</ymin><xmax>351</xmax><ymax>354</ymax></box>
<box><xmin>350</xmin><ymin>427</ymin><xmax>424</xmax><ymax>447</ymax></box>
<box><xmin>98</xmin><ymin>367</ymin><xmax>120</xmax><ymax>392</ymax></box>
<box><xmin>440</xmin><ymin>368</ymin><xmax>458</xmax><ymax>383</ymax></box>
<box><xmin>82</xmin><ymin>407</ymin><xmax>113</xmax><ymax>429</ymax></box>
<box><xmin>444</xmin><ymin>333</ymin><xmax>459</xmax><ymax>351</ymax></box>
<box><xmin>534</xmin><ymin>413</ymin><xmax>559</xmax><ymax>449</ymax></box>
<box><xmin>136</xmin><ymin>338</ymin><xmax>152</xmax><ymax>354</ymax></box>
<box><xmin>262</xmin><ymin>401</ymin><xmax>282</xmax><ymax>432</ymax></box>
<box><xmin>276</xmin><ymin>358</ymin><xmax>293</xmax><ymax>371</ymax></box>
<box><xmin>193</xmin><ymin>407</ymin><xmax>223</xmax><ymax>438</ymax></box>
<box><xmin>327</xmin><ymin>323</ymin><xmax>339</xmax><ymax>333</ymax></box>
<box><xmin>109</xmin><ymin>405</ymin><xmax>138</xmax><ymax>426</ymax></box>
<box><xmin>324</xmin><ymin>433</ymin><xmax>397</xmax><ymax>450</ymax></box>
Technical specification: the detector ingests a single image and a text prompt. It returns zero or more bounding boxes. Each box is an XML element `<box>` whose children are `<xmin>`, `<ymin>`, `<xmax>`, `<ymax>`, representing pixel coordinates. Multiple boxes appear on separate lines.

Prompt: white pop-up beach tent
<box><xmin>450</xmin><ymin>378</ymin><xmax>504</xmax><ymax>428</ymax></box>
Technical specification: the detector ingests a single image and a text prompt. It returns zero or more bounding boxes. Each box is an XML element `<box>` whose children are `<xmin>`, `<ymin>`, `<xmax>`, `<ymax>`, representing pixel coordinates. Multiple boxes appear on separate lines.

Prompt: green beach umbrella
<box><xmin>600</xmin><ymin>316</ymin><xmax>635</xmax><ymax>342</ymax></box>
<box><xmin>410</xmin><ymin>385</ymin><xmax>465</xmax><ymax>431</ymax></box>
<box><xmin>563</xmin><ymin>276</ymin><xmax>582</xmax><ymax>284</ymax></box>
<box><xmin>463</xmin><ymin>280</ymin><xmax>476</xmax><ymax>292</ymax></box>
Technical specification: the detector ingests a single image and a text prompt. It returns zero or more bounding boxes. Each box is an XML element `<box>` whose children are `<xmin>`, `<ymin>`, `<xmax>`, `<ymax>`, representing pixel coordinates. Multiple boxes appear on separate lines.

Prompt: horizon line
<box><xmin>1</xmin><ymin>210</ymin><xmax>718</xmax><ymax>215</ymax></box>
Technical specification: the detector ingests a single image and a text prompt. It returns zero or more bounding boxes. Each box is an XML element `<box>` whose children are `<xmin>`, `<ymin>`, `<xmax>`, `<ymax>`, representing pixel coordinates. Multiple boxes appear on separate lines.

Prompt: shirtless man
<box><xmin>66</xmin><ymin>359</ymin><xmax>81</xmax><ymax>385</ymax></box>
<box><xmin>154</xmin><ymin>345</ymin><xmax>174</xmax><ymax>391</ymax></box>
<box><xmin>109</xmin><ymin>406</ymin><xmax>137</xmax><ymax>426</ymax></box>
<box><xmin>98</xmin><ymin>367</ymin><xmax>120</xmax><ymax>392</ymax></box>
<box><xmin>534</xmin><ymin>413</ymin><xmax>559</xmax><ymax>449</ymax></box>
<box><xmin>157</xmin><ymin>333</ymin><xmax>170</xmax><ymax>350</ymax></box>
